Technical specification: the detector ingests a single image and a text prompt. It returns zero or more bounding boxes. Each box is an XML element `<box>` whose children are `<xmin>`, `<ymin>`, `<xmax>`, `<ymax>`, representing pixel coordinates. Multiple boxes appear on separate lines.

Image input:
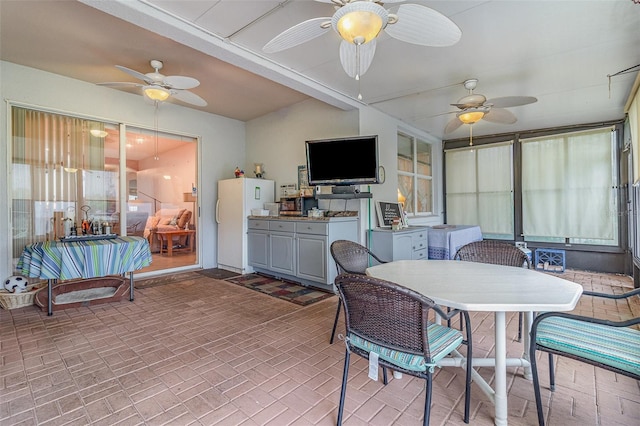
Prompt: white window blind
<box><xmin>521</xmin><ymin>128</ymin><xmax>617</xmax><ymax>244</ymax></box>
<box><xmin>445</xmin><ymin>142</ymin><xmax>514</xmax><ymax>239</ymax></box>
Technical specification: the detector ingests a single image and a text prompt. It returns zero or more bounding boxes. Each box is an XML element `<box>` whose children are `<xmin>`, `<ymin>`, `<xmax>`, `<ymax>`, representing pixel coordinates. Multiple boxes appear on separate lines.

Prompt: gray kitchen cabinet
<box><xmin>248</xmin><ymin>217</ymin><xmax>358</xmax><ymax>290</ymax></box>
<box><xmin>268</xmin><ymin>220</ymin><xmax>296</xmax><ymax>275</ymax></box>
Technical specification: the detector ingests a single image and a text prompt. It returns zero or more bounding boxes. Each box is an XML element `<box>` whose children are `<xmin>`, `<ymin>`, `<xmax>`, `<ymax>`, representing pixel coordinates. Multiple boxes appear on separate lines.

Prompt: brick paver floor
<box><xmin>1</xmin><ymin>269</ymin><xmax>638</xmax><ymax>425</ymax></box>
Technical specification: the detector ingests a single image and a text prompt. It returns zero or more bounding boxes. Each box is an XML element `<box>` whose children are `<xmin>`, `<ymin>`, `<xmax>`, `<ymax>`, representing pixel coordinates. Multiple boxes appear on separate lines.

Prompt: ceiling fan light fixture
<box><xmin>143</xmin><ymin>85</ymin><xmax>171</xmax><ymax>102</ymax></box>
<box><xmin>457</xmin><ymin>108</ymin><xmax>486</xmax><ymax>124</ymax></box>
<box><xmin>332</xmin><ymin>2</ymin><xmax>387</xmax><ymax>45</ymax></box>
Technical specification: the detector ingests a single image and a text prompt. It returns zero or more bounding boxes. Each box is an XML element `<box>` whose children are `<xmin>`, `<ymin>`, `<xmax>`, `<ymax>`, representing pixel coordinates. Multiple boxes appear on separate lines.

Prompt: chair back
<box><xmin>335</xmin><ymin>273</ymin><xmax>436</xmax><ymax>359</ymax></box>
<box><xmin>330</xmin><ymin>240</ymin><xmax>386</xmax><ymax>274</ymax></box>
<box><xmin>454</xmin><ymin>240</ymin><xmax>530</xmax><ymax>269</ymax></box>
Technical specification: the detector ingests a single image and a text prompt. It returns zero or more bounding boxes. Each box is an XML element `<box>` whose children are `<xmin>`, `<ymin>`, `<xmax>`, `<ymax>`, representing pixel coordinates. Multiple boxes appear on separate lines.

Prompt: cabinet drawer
<box><xmin>412</xmin><ymin>232</ymin><xmax>427</xmax><ymax>251</ymax></box>
<box><xmin>248</xmin><ymin>219</ymin><xmax>269</xmax><ymax>230</ymax></box>
<box><xmin>270</xmin><ymin>221</ymin><xmax>296</xmax><ymax>233</ymax></box>
<box><xmin>412</xmin><ymin>248</ymin><xmax>427</xmax><ymax>260</ymax></box>
<box><xmin>296</xmin><ymin>222</ymin><xmax>328</xmax><ymax>235</ymax></box>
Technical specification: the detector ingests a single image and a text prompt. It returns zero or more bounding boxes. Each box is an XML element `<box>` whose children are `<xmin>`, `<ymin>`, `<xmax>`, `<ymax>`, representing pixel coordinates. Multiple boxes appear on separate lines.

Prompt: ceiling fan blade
<box><xmin>314</xmin><ymin>0</ymin><xmax>405</xmax><ymax>2</ymax></box>
<box><xmin>486</xmin><ymin>96</ymin><xmax>538</xmax><ymax>108</ymax></box>
<box><xmin>97</xmin><ymin>82</ymin><xmax>142</xmax><ymax>88</ymax></box>
<box><xmin>444</xmin><ymin>117</ymin><xmax>463</xmax><ymax>134</ymax></box>
<box><xmin>164</xmin><ymin>75</ymin><xmax>200</xmax><ymax>90</ymax></box>
<box><xmin>483</xmin><ymin>108</ymin><xmax>517</xmax><ymax>124</ymax></box>
<box><xmin>263</xmin><ymin>17</ymin><xmax>331</xmax><ymax>53</ymax></box>
<box><xmin>170</xmin><ymin>89</ymin><xmax>208</xmax><ymax>107</ymax></box>
<box><xmin>115</xmin><ymin>65</ymin><xmax>152</xmax><ymax>83</ymax></box>
<box><xmin>339</xmin><ymin>40</ymin><xmax>376</xmax><ymax>78</ymax></box>
<box><xmin>385</xmin><ymin>4</ymin><xmax>461</xmax><ymax>47</ymax></box>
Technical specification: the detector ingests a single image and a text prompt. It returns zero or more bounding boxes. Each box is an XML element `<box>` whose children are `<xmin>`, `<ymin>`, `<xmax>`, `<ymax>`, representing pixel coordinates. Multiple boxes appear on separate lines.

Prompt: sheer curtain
<box><xmin>10</xmin><ymin>107</ymin><xmax>108</xmax><ymax>262</ymax></box>
<box><xmin>521</xmin><ymin>128</ymin><xmax>616</xmax><ymax>244</ymax></box>
<box><xmin>445</xmin><ymin>143</ymin><xmax>514</xmax><ymax>238</ymax></box>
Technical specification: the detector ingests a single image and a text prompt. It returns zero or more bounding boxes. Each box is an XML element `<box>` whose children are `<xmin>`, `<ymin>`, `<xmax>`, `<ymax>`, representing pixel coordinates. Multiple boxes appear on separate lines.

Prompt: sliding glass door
<box><xmin>123</xmin><ymin>126</ymin><xmax>198</xmax><ymax>271</ymax></box>
<box><xmin>10</xmin><ymin>107</ymin><xmax>119</xmax><ymax>263</ymax></box>
<box><xmin>10</xmin><ymin>106</ymin><xmax>198</xmax><ymax>273</ymax></box>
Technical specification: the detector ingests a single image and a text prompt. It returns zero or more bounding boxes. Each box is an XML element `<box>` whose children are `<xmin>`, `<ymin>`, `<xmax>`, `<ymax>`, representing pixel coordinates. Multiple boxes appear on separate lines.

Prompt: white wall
<box><xmin>0</xmin><ymin>61</ymin><xmax>245</xmax><ymax>278</ymax></box>
<box><xmin>245</xmin><ymin>99</ymin><xmax>446</xmax><ymax>245</ymax></box>
<box><xmin>245</xmin><ymin>98</ymin><xmax>359</xmax><ymax>190</ymax></box>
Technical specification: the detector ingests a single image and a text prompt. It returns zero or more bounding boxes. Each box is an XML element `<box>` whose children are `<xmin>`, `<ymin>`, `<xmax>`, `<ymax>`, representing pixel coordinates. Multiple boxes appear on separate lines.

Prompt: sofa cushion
<box><xmin>177</xmin><ymin>210</ymin><xmax>192</xmax><ymax>229</ymax></box>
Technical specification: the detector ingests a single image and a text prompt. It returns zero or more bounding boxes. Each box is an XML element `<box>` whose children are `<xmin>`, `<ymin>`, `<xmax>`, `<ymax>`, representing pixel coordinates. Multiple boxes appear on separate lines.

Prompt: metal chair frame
<box><xmin>529</xmin><ymin>288</ymin><xmax>640</xmax><ymax>426</ymax></box>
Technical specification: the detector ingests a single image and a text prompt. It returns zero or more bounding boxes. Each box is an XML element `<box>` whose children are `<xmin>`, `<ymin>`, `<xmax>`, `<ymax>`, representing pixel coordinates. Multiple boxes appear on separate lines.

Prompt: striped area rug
<box><xmin>225</xmin><ymin>273</ymin><xmax>334</xmax><ymax>306</ymax></box>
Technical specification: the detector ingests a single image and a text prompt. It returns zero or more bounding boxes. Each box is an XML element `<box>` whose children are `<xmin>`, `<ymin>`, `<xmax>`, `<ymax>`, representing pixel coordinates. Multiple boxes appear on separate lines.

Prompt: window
<box><xmin>397</xmin><ymin>132</ymin><xmax>432</xmax><ymax>215</ymax></box>
<box><xmin>445</xmin><ymin>143</ymin><xmax>514</xmax><ymax>239</ymax></box>
<box><xmin>521</xmin><ymin>127</ymin><xmax>617</xmax><ymax>245</ymax></box>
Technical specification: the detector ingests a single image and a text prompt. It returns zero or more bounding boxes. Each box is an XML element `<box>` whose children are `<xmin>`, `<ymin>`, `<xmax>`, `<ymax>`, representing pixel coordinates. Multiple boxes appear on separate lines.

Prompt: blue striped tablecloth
<box><xmin>18</xmin><ymin>236</ymin><xmax>152</xmax><ymax>280</ymax></box>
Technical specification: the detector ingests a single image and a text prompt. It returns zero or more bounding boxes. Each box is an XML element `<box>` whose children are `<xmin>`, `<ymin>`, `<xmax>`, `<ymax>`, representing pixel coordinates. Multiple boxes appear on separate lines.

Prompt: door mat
<box><xmin>197</xmin><ymin>268</ymin><xmax>241</xmax><ymax>280</ymax></box>
<box><xmin>224</xmin><ymin>273</ymin><xmax>334</xmax><ymax>306</ymax></box>
<box><xmin>135</xmin><ymin>271</ymin><xmax>203</xmax><ymax>289</ymax></box>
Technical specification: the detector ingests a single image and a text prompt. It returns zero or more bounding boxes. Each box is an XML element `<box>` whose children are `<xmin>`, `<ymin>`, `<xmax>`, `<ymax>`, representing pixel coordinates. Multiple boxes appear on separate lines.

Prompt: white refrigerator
<box><xmin>216</xmin><ymin>177</ymin><xmax>275</xmax><ymax>273</ymax></box>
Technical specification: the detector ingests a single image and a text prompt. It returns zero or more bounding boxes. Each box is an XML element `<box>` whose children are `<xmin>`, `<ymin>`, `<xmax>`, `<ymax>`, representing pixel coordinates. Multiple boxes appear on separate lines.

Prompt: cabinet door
<box><xmin>247</xmin><ymin>231</ymin><xmax>269</xmax><ymax>268</ymax></box>
<box><xmin>270</xmin><ymin>232</ymin><xmax>296</xmax><ymax>275</ymax></box>
<box><xmin>296</xmin><ymin>234</ymin><xmax>327</xmax><ymax>282</ymax></box>
<box><xmin>392</xmin><ymin>234</ymin><xmax>414</xmax><ymax>261</ymax></box>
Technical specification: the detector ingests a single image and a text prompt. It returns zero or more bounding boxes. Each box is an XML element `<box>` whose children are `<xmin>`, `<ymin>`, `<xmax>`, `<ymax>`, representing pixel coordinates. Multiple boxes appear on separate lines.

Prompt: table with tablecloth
<box><xmin>427</xmin><ymin>225</ymin><xmax>483</xmax><ymax>259</ymax></box>
<box><xmin>18</xmin><ymin>236</ymin><xmax>152</xmax><ymax>315</ymax></box>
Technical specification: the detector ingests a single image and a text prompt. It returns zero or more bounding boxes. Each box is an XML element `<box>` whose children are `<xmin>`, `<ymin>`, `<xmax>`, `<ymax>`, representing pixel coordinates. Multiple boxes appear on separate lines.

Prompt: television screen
<box><xmin>306</xmin><ymin>135</ymin><xmax>379</xmax><ymax>186</ymax></box>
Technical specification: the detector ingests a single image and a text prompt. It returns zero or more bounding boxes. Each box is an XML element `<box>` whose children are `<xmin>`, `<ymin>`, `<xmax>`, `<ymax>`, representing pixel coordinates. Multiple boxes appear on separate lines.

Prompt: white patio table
<box><xmin>366</xmin><ymin>259</ymin><xmax>582</xmax><ymax>426</ymax></box>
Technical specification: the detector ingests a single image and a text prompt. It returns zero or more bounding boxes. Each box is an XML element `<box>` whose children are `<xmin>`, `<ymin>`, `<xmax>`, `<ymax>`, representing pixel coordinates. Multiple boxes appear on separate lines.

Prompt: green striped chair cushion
<box><xmin>536</xmin><ymin>316</ymin><xmax>640</xmax><ymax>376</ymax></box>
<box><xmin>348</xmin><ymin>323</ymin><xmax>463</xmax><ymax>372</ymax></box>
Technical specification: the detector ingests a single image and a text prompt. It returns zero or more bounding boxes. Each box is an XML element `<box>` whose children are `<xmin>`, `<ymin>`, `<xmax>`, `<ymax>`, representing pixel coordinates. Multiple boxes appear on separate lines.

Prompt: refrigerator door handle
<box><xmin>215</xmin><ymin>199</ymin><xmax>220</xmax><ymax>224</ymax></box>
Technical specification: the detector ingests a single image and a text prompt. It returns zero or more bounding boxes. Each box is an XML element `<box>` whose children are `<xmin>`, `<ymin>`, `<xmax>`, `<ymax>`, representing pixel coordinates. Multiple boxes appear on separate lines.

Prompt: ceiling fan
<box><xmin>444</xmin><ymin>79</ymin><xmax>537</xmax><ymax>135</ymax></box>
<box><xmin>263</xmin><ymin>0</ymin><xmax>461</xmax><ymax>84</ymax></box>
<box><xmin>98</xmin><ymin>60</ymin><xmax>207</xmax><ymax>107</ymax></box>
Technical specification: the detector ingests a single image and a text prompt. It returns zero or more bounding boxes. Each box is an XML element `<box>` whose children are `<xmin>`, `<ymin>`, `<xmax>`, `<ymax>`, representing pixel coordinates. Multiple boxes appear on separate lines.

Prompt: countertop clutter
<box><xmin>248</xmin><ymin>211</ymin><xmax>358</xmax><ymax>220</ymax></box>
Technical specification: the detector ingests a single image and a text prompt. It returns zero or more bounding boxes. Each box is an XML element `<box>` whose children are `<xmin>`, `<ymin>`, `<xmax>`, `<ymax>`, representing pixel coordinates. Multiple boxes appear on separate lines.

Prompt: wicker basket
<box><xmin>0</xmin><ymin>283</ymin><xmax>46</xmax><ymax>310</ymax></box>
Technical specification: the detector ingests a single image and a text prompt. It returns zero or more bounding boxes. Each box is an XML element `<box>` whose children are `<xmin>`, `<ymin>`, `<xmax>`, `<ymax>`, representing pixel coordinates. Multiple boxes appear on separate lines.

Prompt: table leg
<box><xmin>129</xmin><ymin>272</ymin><xmax>134</xmax><ymax>301</ymax></box>
<box><xmin>522</xmin><ymin>311</ymin><xmax>534</xmax><ymax>379</ymax></box>
<box><xmin>494</xmin><ymin>312</ymin><xmax>508</xmax><ymax>426</ymax></box>
<box><xmin>167</xmin><ymin>237</ymin><xmax>173</xmax><ymax>256</ymax></box>
<box><xmin>47</xmin><ymin>279</ymin><xmax>54</xmax><ymax>316</ymax></box>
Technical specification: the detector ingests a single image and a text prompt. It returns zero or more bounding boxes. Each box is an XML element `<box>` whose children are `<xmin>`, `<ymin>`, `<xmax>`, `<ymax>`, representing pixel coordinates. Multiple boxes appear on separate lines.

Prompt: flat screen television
<box><xmin>305</xmin><ymin>135</ymin><xmax>379</xmax><ymax>186</ymax></box>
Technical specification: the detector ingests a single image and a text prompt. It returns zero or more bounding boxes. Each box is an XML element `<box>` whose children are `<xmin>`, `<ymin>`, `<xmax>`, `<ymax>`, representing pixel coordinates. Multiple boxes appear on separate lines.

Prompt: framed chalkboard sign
<box><xmin>375</xmin><ymin>201</ymin><xmax>406</xmax><ymax>228</ymax></box>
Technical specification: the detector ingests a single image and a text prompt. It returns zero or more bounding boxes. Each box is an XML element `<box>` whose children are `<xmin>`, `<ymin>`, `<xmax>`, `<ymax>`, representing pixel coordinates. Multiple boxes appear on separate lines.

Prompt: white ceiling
<box><xmin>1</xmin><ymin>0</ymin><xmax>639</xmax><ymax>141</ymax></box>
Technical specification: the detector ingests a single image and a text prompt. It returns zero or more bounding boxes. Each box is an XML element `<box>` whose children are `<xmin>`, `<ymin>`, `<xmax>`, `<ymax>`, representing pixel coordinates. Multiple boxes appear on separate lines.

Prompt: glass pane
<box><xmin>416</xmin><ymin>177</ymin><xmax>432</xmax><ymax>213</ymax></box>
<box><xmin>10</xmin><ymin>107</ymin><xmax>119</xmax><ymax>266</ymax></box>
<box><xmin>416</xmin><ymin>140</ymin><xmax>431</xmax><ymax>176</ymax></box>
<box><xmin>125</xmin><ymin>126</ymin><xmax>198</xmax><ymax>271</ymax></box>
<box><xmin>397</xmin><ymin>133</ymin><xmax>413</xmax><ymax>173</ymax></box>
<box><xmin>522</xmin><ymin>128</ymin><xmax>616</xmax><ymax>244</ymax></box>
<box><xmin>446</xmin><ymin>144</ymin><xmax>514</xmax><ymax>238</ymax></box>
<box><xmin>398</xmin><ymin>175</ymin><xmax>413</xmax><ymax>214</ymax></box>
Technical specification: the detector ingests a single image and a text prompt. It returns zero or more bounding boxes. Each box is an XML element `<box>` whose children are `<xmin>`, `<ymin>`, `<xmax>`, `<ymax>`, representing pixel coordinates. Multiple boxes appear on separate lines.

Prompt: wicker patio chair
<box><xmin>329</xmin><ymin>240</ymin><xmax>387</xmax><ymax>344</ymax></box>
<box><xmin>334</xmin><ymin>273</ymin><xmax>472</xmax><ymax>425</ymax></box>
<box><xmin>529</xmin><ymin>287</ymin><xmax>640</xmax><ymax>426</ymax></box>
<box><xmin>454</xmin><ymin>240</ymin><xmax>531</xmax><ymax>341</ymax></box>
